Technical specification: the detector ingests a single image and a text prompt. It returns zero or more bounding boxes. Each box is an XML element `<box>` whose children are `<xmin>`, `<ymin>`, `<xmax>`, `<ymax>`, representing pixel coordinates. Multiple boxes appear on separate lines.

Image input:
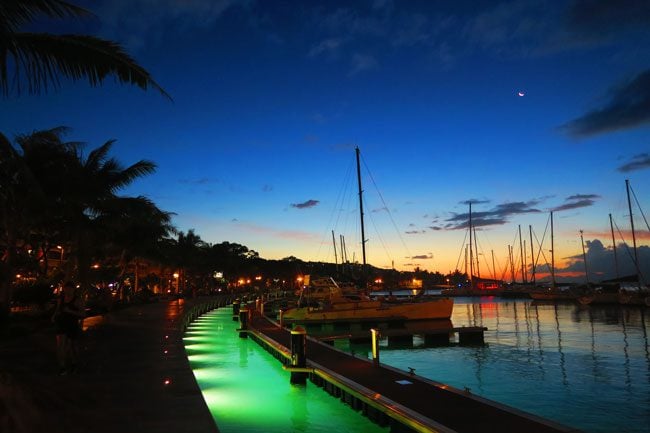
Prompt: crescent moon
<box><xmin>518</xmin><ymin>91</ymin><xmax>525</xmax><ymax>97</ymax></box>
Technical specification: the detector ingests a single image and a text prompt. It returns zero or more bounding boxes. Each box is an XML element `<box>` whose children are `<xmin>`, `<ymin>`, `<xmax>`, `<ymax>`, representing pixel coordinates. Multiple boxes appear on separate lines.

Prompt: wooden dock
<box><xmin>307</xmin><ymin>320</ymin><xmax>487</xmax><ymax>346</ymax></box>
<box><xmin>245</xmin><ymin>311</ymin><xmax>582</xmax><ymax>433</ymax></box>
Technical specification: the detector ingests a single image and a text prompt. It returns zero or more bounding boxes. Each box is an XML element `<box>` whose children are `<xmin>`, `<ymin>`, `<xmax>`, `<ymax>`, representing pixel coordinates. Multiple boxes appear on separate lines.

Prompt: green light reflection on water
<box><xmin>185</xmin><ymin>308</ymin><xmax>387</xmax><ymax>433</ymax></box>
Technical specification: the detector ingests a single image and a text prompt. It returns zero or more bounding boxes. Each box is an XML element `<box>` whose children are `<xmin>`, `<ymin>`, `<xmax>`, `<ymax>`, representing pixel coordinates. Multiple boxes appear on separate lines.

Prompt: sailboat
<box><xmin>282</xmin><ymin>147</ymin><xmax>454</xmax><ymax>324</ymax></box>
<box><xmin>529</xmin><ymin>211</ymin><xmax>578</xmax><ymax>301</ymax></box>
<box><xmin>442</xmin><ymin>202</ymin><xmax>503</xmax><ymax>296</ymax></box>
<box><xmin>579</xmin><ymin>180</ymin><xmax>650</xmax><ymax>305</ymax></box>
<box><xmin>616</xmin><ymin>179</ymin><xmax>650</xmax><ymax>305</ymax></box>
<box><xmin>502</xmin><ymin>225</ymin><xmax>540</xmax><ymax>298</ymax></box>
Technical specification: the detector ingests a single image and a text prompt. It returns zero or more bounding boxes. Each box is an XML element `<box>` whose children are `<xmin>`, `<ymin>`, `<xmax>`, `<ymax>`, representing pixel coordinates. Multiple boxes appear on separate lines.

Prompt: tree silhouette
<box><xmin>0</xmin><ymin>0</ymin><xmax>170</xmax><ymax>98</ymax></box>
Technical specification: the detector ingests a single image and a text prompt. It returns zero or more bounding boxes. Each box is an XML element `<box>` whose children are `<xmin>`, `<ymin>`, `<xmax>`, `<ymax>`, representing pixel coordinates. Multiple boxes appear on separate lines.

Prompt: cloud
<box><xmin>372</xmin><ymin>207</ymin><xmax>389</xmax><ymax>213</ymax></box>
<box><xmin>553</xmin><ymin>238</ymin><xmax>650</xmax><ymax>282</ymax></box>
<box><xmin>446</xmin><ymin>200</ymin><xmax>541</xmax><ymax>230</ymax></box>
<box><xmin>460</xmin><ymin>199</ymin><xmax>490</xmax><ymax>205</ymax></box>
<box><xmin>179</xmin><ymin>177</ymin><xmax>214</xmax><ymax>185</ymax></box>
<box><xmin>308</xmin><ymin>38</ymin><xmax>345</xmax><ymax>58</ymax></box>
<box><xmin>349</xmin><ymin>53</ymin><xmax>379</xmax><ymax>76</ymax></box>
<box><xmin>559</xmin><ymin>69</ymin><xmax>650</xmax><ymax>137</ymax></box>
<box><xmin>291</xmin><ymin>199</ymin><xmax>319</xmax><ymax>209</ymax></box>
<box><xmin>411</xmin><ymin>253</ymin><xmax>433</xmax><ymax>260</ymax></box>
<box><xmin>405</xmin><ymin>230</ymin><xmax>426</xmax><ymax>234</ymax></box>
<box><xmin>566</xmin><ymin>194</ymin><xmax>600</xmax><ymax>200</ymax></box>
<box><xmin>262</xmin><ymin>184</ymin><xmax>273</xmax><ymax>192</ymax></box>
<box><xmin>618</xmin><ymin>153</ymin><xmax>650</xmax><ymax>173</ymax></box>
<box><xmin>551</xmin><ymin>194</ymin><xmax>600</xmax><ymax>212</ymax></box>
<box><xmin>563</xmin><ymin>0</ymin><xmax>650</xmax><ymax>44</ymax></box>
<box><xmin>234</xmin><ymin>221</ymin><xmax>318</xmax><ymax>241</ymax></box>
<box><xmin>96</xmin><ymin>0</ymin><xmax>249</xmax><ymax>50</ymax></box>
<box><xmin>429</xmin><ymin>226</ymin><xmax>443</xmax><ymax>231</ymax></box>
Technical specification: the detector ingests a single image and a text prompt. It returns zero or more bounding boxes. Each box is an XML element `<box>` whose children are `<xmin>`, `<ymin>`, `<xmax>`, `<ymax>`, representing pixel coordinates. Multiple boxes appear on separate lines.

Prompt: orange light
<box><xmin>92</xmin><ymin>264</ymin><xmax>100</xmax><ymax>269</ymax></box>
<box><xmin>164</xmin><ymin>379</ymin><xmax>171</xmax><ymax>385</ymax></box>
<box><xmin>15</xmin><ymin>274</ymin><xmax>21</xmax><ymax>279</ymax></box>
<box><xmin>255</xmin><ymin>276</ymin><xmax>262</xmax><ymax>281</ymax></box>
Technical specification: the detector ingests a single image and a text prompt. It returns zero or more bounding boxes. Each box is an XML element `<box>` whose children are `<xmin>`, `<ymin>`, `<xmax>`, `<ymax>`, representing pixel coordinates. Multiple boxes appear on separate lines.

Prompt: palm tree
<box><xmin>174</xmin><ymin>229</ymin><xmax>206</xmax><ymax>293</ymax></box>
<box><xmin>99</xmin><ymin>196</ymin><xmax>176</xmax><ymax>293</ymax></box>
<box><xmin>0</xmin><ymin>0</ymin><xmax>170</xmax><ymax>98</ymax></box>
<box><xmin>0</xmin><ymin>128</ymin><xmax>159</xmax><ymax>321</ymax></box>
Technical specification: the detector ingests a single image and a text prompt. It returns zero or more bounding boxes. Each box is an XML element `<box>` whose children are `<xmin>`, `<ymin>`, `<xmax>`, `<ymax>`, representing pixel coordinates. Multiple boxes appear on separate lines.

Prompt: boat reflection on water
<box><xmin>341</xmin><ymin>297</ymin><xmax>649</xmax><ymax>433</ymax></box>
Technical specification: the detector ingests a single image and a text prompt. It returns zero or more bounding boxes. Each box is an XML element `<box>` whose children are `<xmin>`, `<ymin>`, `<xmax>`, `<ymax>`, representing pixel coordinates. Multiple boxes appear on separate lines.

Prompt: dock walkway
<box><xmin>0</xmin><ymin>298</ymin><xmax>223</xmax><ymax>433</ymax></box>
<box><xmin>249</xmin><ymin>313</ymin><xmax>581</xmax><ymax>433</ymax></box>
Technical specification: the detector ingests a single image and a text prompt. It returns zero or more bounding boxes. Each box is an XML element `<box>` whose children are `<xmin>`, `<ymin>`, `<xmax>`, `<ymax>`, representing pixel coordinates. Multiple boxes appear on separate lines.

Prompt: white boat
<box><xmin>283</xmin><ymin>277</ymin><xmax>453</xmax><ymax>323</ymax></box>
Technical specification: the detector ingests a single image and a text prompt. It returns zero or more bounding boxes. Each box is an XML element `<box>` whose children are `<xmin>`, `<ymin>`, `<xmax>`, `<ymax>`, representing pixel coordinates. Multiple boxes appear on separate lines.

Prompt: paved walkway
<box><xmin>0</xmin><ymin>299</ymin><xmax>220</xmax><ymax>433</ymax></box>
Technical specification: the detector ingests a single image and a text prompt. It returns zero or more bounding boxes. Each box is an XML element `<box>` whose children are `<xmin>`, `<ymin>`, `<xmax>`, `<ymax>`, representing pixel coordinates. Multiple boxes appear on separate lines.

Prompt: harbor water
<box><xmin>339</xmin><ymin>297</ymin><xmax>650</xmax><ymax>433</ymax></box>
<box><xmin>185</xmin><ymin>298</ymin><xmax>649</xmax><ymax>433</ymax></box>
<box><xmin>184</xmin><ymin>308</ymin><xmax>387</xmax><ymax>433</ymax></box>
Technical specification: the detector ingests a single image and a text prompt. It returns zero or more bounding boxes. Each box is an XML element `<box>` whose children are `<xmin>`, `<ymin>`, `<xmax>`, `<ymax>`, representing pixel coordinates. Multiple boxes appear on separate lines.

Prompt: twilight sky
<box><xmin>2</xmin><ymin>0</ymin><xmax>650</xmax><ymax>280</ymax></box>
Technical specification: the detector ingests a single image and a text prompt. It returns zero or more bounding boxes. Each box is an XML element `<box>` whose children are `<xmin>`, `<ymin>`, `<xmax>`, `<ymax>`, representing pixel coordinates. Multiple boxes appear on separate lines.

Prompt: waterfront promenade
<box><xmin>0</xmin><ymin>299</ymin><xmax>219</xmax><ymax>433</ymax></box>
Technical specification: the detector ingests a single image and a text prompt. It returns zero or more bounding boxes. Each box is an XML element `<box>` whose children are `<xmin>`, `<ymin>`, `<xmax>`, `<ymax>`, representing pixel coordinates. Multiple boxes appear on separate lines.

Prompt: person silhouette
<box><xmin>53</xmin><ymin>282</ymin><xmax>85</xmax><ymax>375</ymax></box>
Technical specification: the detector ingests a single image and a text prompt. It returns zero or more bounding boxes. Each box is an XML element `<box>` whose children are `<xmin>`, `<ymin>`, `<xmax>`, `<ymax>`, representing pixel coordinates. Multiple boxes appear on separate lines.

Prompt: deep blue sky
<box><xmin>2</xmin><ymin>0</ymin><xmax>650</xmax><ymax>279</ymax></box>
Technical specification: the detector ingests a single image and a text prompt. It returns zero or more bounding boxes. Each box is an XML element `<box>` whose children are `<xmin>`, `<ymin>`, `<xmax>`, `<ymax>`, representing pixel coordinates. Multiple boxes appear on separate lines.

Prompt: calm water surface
<box><xmin>184</xmin><ymin>308</ymin><xmax>387</xmax><ymax>433</ymax></box>
<box><xmin>186</xmin><ymin>299</ymin><xmax>649</xmax><ymax>433</ymax></box>
<box><xmin>338</xmin><ymin>297</ymin><xmax>650</xmax><ymax>433</ymax></box>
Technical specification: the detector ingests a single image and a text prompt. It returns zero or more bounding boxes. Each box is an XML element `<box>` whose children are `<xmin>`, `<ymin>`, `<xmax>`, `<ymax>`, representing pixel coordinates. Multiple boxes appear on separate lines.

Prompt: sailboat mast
<box><xmin>519</xmin><ymin>225</ymin><xmax>526</xmax><ymax>283</ymax></box>
<box><xmin>625</xmin><ymin>179</ymin><xmax>639</xmax><ymax>274</ymax></box>
<box><xmin>609</xmin><ymin>213</ymin><xmax>620</xmax><ymax>279</ymax></box>
<box><xmin>469</xmin><ymin>202</ymin><xmax>474</xmax><ymax>286</ymax></box>
<box><xmin>508</xmin><ymin>245</ymin><xmax>515</xmax><ymax>283</ymax></box>
<box><xmin>550</xmin><ymin>211</ymin><xmax>556</xmax><ymax>287</ymax></box>
<box><xmin>355</xmin><ymin>147</ymin><xmax>367</xmax><ymax>269</ymax></box>
<box><xmin>580</xmin><ymin>230</ymin><xmax>589</xmax><ymax>284</ymax></box>
<box><xmin>332</xmin><ymin>230</ymin><xmax>338</xmax><ymax>269</ymax></box>
<box><xmin>529</xmin><ymin>225</ymin><xmax>536</xmax><ymax>284</ymax></box>
<box><xmin>474</xmin><ymin>227</ymin><xmax>481</xmax><ymax>279</ymax></box>
<box><xmin>491</xmin><ymin>249</ymin><xmax>496</xmax><ymax>281</ymax></box>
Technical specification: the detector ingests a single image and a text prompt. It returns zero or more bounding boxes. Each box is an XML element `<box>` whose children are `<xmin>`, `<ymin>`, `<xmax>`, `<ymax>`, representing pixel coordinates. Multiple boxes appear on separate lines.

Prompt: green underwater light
<box><xmin>185</xmin><ymin>308</ymin><xmax>387</xmax><ymax>433</ymax></box>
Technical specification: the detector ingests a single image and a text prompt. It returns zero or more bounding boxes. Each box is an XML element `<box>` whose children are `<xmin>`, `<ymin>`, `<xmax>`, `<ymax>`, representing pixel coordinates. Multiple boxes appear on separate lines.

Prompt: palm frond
<box><xmin>109</xmin><ymin>160</ymin><xmax>156</xmax><ymax>191</ymax></box>
<box><xmin>0</xmin><ymin>0</ymin><xmax>90</xmax><ymax>31</ymax></box>
<box><xmin>84</xmin><ymin>139</ymin><xmax>115</xmax><ymax>171</ymax></box>
<box><xmin>5</xmin><ymin>33</ymin><xmax>171</xmax><ymax>99</ymax></box>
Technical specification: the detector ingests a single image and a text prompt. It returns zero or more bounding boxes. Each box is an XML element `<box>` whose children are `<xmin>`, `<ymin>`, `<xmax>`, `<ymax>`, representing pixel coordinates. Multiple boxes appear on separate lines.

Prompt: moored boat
<box><xmin>283</xmin><ymin>278</ymin><xmax>453</xmax><ymax>324</ymax></box>
<box><xmin>618</xmin><ymin>283</ymin><xmax>650</xmax><ymax>306</ymax></box>
<box><xmin>529</xmin><ymin>285</ymin><xmax>578</xmax><ymax>301</ymax></box>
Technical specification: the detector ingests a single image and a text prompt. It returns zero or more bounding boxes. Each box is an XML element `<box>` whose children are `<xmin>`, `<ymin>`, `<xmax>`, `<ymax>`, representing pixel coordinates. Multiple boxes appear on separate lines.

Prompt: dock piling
<box><xmin>371</xmin><ymin>328</ymin><xmax>380</xmax><ymax>366</ymax></box>
<box><xmin>290</xmin><ymin>326</ymin><xmax>307</xmax><ymax>385</ymax></box>
<box><xmin>232</xmin><ymin>299</ymin><xmax>240</xmax><ymax>322</ymax></box>
<box><xmin>238</xmin><ymin>307</ymin><xmax>249</xmax><ymax>338</ymax></box>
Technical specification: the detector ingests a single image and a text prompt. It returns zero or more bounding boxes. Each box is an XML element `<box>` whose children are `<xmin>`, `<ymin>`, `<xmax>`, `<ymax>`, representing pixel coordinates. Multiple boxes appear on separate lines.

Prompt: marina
<box><xmin>184</xmin><ymin>296</ymin><xmax>649</xmax><ymax>433</ymax></box>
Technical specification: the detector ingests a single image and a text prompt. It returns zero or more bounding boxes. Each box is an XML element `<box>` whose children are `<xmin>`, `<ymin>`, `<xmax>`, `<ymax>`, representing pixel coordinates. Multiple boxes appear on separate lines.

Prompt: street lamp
<box><xmin>173</xmin><ymin>272</ymin><xmax>179</xmax><ymax>293</ymax></box>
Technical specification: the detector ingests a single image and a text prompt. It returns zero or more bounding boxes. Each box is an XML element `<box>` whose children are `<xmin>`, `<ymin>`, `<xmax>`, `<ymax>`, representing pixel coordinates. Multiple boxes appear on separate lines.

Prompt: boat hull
<box><xmin>282</xmin><ymin>297</ymin><xmax>454</xmax><ymax>324</ymax></box>
<box><xmin>529</xmin><ymin>291</ymin><xmax>577</xmax><ymax>301</ymax></box>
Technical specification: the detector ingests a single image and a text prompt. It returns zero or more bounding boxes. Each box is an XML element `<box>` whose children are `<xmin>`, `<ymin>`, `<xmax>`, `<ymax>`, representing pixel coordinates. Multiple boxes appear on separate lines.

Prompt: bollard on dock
<box><xmin>232</xmin><ymin>299</ymin><xmax>241</xmax><ymax>322</ymax></box>
<box><xmin>238</xmin><ymin>306</ymin><xmax>249</xmax><ymax>338</ymax></box>
<box><xmin>290</xmin><ymin>326</ymin><xmax>307</xmax><ymax>385</ymax></box>
<box><xmin>371</xmin><ymin>328</ymin><xmax>381</xmax><ymax>366</ymax></box>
